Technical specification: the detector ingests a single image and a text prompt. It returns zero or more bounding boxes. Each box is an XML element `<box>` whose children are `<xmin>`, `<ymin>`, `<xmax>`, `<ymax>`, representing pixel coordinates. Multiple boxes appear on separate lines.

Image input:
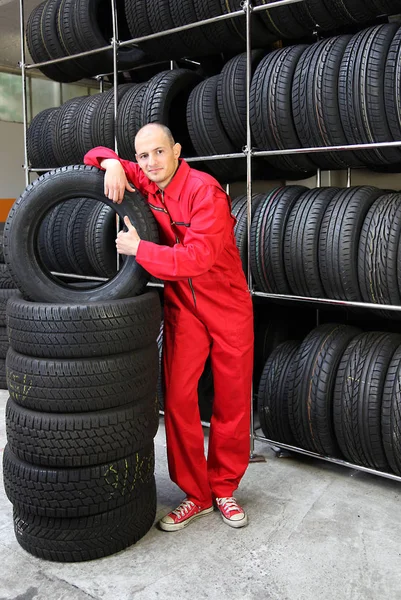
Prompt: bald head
<box><xmin>134</xmin><ymin>123</ymin><xmax>182</xmax><ymax>190</ymax></box>
<box><xmin>135</xmin><ymin>123</ymin><xmax>175</xmax><ymax>151</ymax></box>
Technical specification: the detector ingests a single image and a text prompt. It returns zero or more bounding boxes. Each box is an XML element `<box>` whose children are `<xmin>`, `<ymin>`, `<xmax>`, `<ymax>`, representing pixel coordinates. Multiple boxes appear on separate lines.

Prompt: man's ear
<box><xmin>173</xmin><ymin>143</ymin><xmax>182</xmax><ymax>159</ymax></box>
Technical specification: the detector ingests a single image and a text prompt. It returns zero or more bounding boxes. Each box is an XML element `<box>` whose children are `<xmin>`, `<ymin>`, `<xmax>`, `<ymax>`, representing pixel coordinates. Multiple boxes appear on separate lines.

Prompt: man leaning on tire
<box><xmin>84</xmin><ymin>123</ymin><xmax>253</xmax><ymax>531</ymax></box>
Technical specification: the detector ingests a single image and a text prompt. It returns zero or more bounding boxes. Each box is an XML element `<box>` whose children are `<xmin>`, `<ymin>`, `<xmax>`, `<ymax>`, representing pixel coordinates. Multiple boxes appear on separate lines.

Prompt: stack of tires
<box><xmin>0</xmin><ymin>231</ymin><xmax>19</xmax><ymax>390</ymax></box>
<box><xmin>258</xmin><ymin>323</ymin><xmax>401</xmax><ymax>476</ymax></box>
<box><xmin>2</xmin><ymin>167</ymin><xmax>162</xmax><ymax>561</ymax></box>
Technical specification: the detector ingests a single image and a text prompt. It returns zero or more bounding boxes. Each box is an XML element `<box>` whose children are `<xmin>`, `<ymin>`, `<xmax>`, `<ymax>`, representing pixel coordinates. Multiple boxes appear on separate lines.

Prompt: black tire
<box><xmin>384</xmin><ymin>26</ymin><xmax>401</xmax><ymax>146</ymax></box>
<box><xmin>4</xmin><ymin>443</ymin><xmax>155</xmax><ymax>518</ymax></box>
<box><xmin>6</xmin><ymin>344</ymin><xmax>158</xmax><ymax>412</ymax></box>
<box><xmin>254</xmin><ymin>0</ymin><xmax>314</xmax><ymax>39</ymax></box>
<box><xmin>258</xmin><ymin>340</ymin><xmax>300</xmax><ymax>445</ymax></box>
<box><xmin>193</xmin><ymin>0</ymin><xmax>244</xmax><ymax>55</ymax></box>
<box><xmin>168</xmin><ymin>0</ymin><xmax>213</xmax><ymax>57</ymax></box>
<box><xmin>0</xmin><ymin>358</ymin><xmax>6</xmax><ymax>389</ymax></box>
<box><xmin>0</xmin><ymin>326</ymin><xmax>8</xmax><ymax>359</ymax></box>
<box><xmin>217</xmin><ymin>51</ymin><xmax>265</xmax><ymax>150</ymax></box>
<box><xmin>13</xmin><ymin>481</ymin><xmax>156</xmax><ymax>562</ymax></box>
<box><xmin>232</xmin><ymin>193</ymin><xmax>264</xmax><ymax>275</ymax></box>
<box><xmin>5</xmin><ymin>395</ymin><xmax>158</xmax><ymax>468</ymax></box>
<box><xmin>0</xmin><ymin>289</ymin><xmax>20</xmax><ymax>327</ymax></box>
<box><xmin>141</xmin><ymin>69</ymin><xmax>203</xmax><ymax>157</ymax></box>
<box><xmin>53</xmin><ymin>97</ymin><xmax>89</xmax><ymax>166</ymax></box>
<box><xmin>187</xmin><ymin>76</ymin><xmax>246</xmax><ymax>183</ymax></box>
<box><xmin>85</xmin><ymin>203</ymin><xmax>120</xmax><ymax>278</ymax></box>
<box><xmin>3</xmin><ymin>166</ymin><xmax>159</xmax><ymax>302</ymax></box>
<box><xmin>250</xmin><ymin>46</ymin><xmax>317</xmax><ymax>175</ymax></box>
<box><xmin>333</xmin><ymin>332</ymin><xmax>401</xmax><ymax>470</ymax></box>
<box><xmin>358</xmin><ymin>193</ymin><xmax>401</xmax><ymax>316</ymax></box>
<box><xmin>250</xmin><ymin>186</ymin><xmax>307</xmax><ymax>293</ymax></box>
<box><xmin>26</xmin><ymin>1</ymin><xmax>75</xmax><ymax>82</ymax></box>
<box><xmin>58</xmin><ymin>0</ymin><xmax>146</xmax><ymax>77</ymax></box>
<box><xmin>0</xmin><ymin>263</ymin><xmax>16</xmax><ymax>289</ymax></box>
<box><xmin>292</xmin><ymin>35</ymin><xmax>362</xmax><ymax>170</ymax></box>
<box><xmin>288</xmin><ymin>323</ymin><xmax>361</xmax><ymax>455</ymax></box>
<box><xmin>382</xmin><ymin>345</ymin><xmax>401</xmax><ymax>476</ymax></box>
<box><xmin>90</xmin><ymin>85</ymin><xmax>133</xmax><ymax>150</ymax></box>
<box><xmin>116</xmin><ymin>83</ymin><xmax>148</xmax><ymax>161</ymax></box>
<box><xmin>338</xmin><ymin>24</ymin><xmax>401</xmax><ymax>169</ymax></box>
<box><xmin>27</xmin><ymin>108</ymin><xmax>60</xmax><ymax>171</ymax></box>
<box><xmin>6</xmin><ymin>293</ymin><xmax>161</xmax><ymax>359</ymax></box>
<box><xmin>319</xmin><ymin>187</ymin><xmax>384</xmax><ymax>301</ymax></box>
<box><xmin>284</xmin><ymin>187</ymin><xmax>340</xmax><ymax>298</ymax></box>
<box><xmin>146</xmin><ymin>0</ymin><xmax>193</xmax><ymax>59</ymax></box>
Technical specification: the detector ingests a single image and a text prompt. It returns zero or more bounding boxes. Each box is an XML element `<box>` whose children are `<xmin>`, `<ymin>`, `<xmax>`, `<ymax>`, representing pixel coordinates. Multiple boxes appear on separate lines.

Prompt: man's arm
<box><xmin>84</xmin><ymin>147</ymin><xmax>149</xmax><ymax>202</ymax></box>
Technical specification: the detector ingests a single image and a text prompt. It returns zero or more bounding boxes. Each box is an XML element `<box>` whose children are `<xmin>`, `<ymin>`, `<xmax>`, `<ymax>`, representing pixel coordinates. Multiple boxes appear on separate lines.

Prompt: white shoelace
<box><xmin>216</xmin><ymin>497</ymin><xmax>241</xmax><ymax>514</ymax></box>
<box><xmin>172</xmin><ymin>499</ymin><xmax>195</xmax><ymax>518</ymax></box>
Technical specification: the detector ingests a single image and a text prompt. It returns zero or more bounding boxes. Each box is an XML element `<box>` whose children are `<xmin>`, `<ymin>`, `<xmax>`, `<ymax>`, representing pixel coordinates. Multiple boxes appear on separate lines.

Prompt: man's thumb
<box><xmin>123</xmin><ymin>215</ymin><xmax>135</xmax><ymax>230</ymax></box>
<box><xmin>125</xmin><ymin>180</ymin><xmax>136</xmax><ymax>193</ymax></box>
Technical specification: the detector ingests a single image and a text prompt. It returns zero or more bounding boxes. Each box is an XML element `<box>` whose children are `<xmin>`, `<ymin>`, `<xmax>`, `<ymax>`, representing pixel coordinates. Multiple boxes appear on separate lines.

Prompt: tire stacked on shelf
<box><xmin>258</xmin><ymin>323</ymin><xmax>401</xmax><ymax>476</ymax></box>
<box><xmin>0</xmin><ymin>231</ymin><xmax>20</xmax><ymax>390</ymax></box>
<box><xmin>26</xmin><ymin>0</ymin><xmax>148</xmax><ymax>82</ymax></box>
<box><xmin>3</xmin><ymin>293</ymin><xmax>161</xmax><ymax>562</ymax></box>
<box><xmin>250</xmin><ymin>186</ymin><xmax>401</xmax><ymax>318</ymax></box>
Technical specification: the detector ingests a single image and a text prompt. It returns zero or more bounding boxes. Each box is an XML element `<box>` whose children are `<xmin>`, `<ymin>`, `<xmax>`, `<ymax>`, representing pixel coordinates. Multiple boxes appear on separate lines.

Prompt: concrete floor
<box><xmin>1</xmin><ymin>390</ymin><xmax>401</xmax><ymax>600</ymax></box>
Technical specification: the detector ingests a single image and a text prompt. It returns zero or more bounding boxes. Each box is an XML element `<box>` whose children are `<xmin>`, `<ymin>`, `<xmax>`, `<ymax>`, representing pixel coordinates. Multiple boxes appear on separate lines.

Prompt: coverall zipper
<box><xmin>160</xmin><ymin>190</ymin><xmax>197</xmax><ymax>308</ymax></box>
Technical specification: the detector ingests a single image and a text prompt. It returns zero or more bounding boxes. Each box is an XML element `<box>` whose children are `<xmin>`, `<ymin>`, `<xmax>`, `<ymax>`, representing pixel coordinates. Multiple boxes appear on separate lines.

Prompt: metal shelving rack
<box><xmin>17</xmin><ymin>0</ymin><xmax>401</xmax><ymax>482</ymax></box>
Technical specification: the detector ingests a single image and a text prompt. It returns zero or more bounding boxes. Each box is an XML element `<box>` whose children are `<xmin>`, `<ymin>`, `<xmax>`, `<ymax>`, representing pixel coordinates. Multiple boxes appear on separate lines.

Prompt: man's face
<box><xmin>135</xmin><ymin>126</ymin><xmax>181</xmax><ymax>189</ymax></box>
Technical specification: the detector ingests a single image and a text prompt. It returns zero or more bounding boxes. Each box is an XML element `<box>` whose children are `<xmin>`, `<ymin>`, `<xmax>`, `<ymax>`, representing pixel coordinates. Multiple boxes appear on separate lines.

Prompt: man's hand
<box><xmin>116</xmin><ymin>216</ymin><xmax>141</xmax><ymax>256</ymax></box>
<box><xmin>101</xmin><ymin>158</ymin><xmax>135</xmax><ymax>204</ymax></box>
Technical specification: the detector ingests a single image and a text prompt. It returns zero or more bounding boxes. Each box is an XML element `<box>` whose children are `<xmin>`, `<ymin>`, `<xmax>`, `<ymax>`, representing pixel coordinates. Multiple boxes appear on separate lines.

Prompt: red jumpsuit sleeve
<box><xmin>83</xmin><ymin>146</ymin><xmax>149</xmax><ymax>196</ymax></box>
<box><xmin>136</xmin><ymin>186</ymin><xmax>229</xmax><ymax>281</ymax></box>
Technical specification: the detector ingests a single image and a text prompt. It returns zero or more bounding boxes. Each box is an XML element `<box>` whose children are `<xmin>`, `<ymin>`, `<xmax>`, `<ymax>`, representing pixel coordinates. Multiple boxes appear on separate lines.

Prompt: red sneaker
<box><xmin>159</xmin><ymin>499</ymin><xmax>213</xmax><ymax>532</ymax></box>
<box><xmin>215</xmin><ymin>497</ymin><xmax>248</xmax><ymax>528</ymax></box>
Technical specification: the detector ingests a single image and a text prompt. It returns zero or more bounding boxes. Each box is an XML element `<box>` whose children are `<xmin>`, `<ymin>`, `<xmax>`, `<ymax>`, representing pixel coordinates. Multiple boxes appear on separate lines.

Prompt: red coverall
<box><xmin>84</xmin><ymin>148</ymin><xmax>254</xmax><ymax>508</ymax></box>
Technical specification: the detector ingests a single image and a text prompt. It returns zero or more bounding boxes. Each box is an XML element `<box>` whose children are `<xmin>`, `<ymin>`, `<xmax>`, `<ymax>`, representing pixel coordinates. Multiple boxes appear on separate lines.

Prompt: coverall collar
<box><xmin>143</xmin><ymin>159</ymin><xmax>189</xmax><ymax>201</ymax></box>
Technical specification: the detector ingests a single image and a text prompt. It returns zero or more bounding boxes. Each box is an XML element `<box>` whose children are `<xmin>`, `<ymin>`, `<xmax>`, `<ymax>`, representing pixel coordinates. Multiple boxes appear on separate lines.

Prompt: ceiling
<box><xmin>0</xmin><ymin>0</ymin><xmax>42</xmax><ymax>69</ymax></box>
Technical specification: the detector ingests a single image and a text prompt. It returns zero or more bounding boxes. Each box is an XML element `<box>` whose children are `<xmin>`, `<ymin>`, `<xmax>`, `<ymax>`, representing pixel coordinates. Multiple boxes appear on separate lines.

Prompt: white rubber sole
<box><xmin>218</xmin><ymin>510</ymin><xmax>249</xmax><ymax>529</ymax></box>
<box><xmin>159</xmin><ymin>506</ymin><xmax>213</xmax><ymax>532</ymax></box>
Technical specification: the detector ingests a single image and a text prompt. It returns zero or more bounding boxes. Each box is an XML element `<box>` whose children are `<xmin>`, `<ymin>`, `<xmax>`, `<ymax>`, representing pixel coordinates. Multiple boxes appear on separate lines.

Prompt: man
<box><xmin>84</xmin><ymin>123</ymin><xmax>254</xmax><ymax>530</ymax></box>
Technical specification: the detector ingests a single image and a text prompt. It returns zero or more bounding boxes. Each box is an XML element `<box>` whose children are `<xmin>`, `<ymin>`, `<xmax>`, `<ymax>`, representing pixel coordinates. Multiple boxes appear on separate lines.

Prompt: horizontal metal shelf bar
<box><xmin>252</xmin><ymin>291</ymin><xmax>401</xmax><ymax>311</ymax></box>
<box><xmin>147</xmin><ymin>282</ymin><xmax>164</xmax><ymax>288</ymax></box>
<box><xmin>25</xmin><ymin>43</ymin><xmax>115</xmax><ymax>70</ymax></box>
<box><xmin>50</xmin><ymin>271</ymin><xmax>108</xmax><ymax>282</ymax></box>
<box><xmin>254</xmin><ymin>139</ymin><xmax>401</xmax><ymax>157</ymax></box>
<box><xmin>254</xmin><ymin>434</ymin><xmax>401</xmax><ymax>482</ymax></box>
<box><xmin>185</xmin><ymin>151</ymin><xmax>245</xmax><ymax>162</ymax></box>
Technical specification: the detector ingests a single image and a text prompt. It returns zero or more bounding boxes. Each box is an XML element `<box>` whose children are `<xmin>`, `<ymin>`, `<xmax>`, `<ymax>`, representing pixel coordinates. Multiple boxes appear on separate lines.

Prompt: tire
<box><xmin>6</xmin><ymin>344</ymin><xmax>158</xmax><ymax>412</ymax></box>
<box><xmin>217</xmin><ymin>51</ymin><xmax>265</xmax><ymax>150</ymax></box>
<box><xmin>13</xmin><ymin>480</ymin><xmax>156</xmax><ymax>562</ymax></box>
<box><xmin>258</xmin><ymin>340</ymin><xmax>300</xmax><ymax>445</ymax></box>
<box><xmin>288</xmin><ymin>323</ymin><xmax>361</xmax><ymax>455</ymax></box>
<box><xmin>254</xmin><ymin>0</ymin><xmax>314</xmax><ymax>39</ymax></box>
<box><xmin>141</xmin><ymin>69</ymin><xmax>203</xmax><ymax>157</ymax></box>
<box><xmin>85</xmin><ymin>203</ymin><xmax>120</xmax><ymax>278</ymax></box>
<box><xmin>26</xmin><ymin>1</ymin><xmax>75</xmax><ymax>82</ymax></box>
<box><xmin>146</xmin><ymin>0</ymin><xmax>193</xmax><ymax>59</ymax></box>
<box><xmin>382</xmin><ymin>345</ymin><xmax>401</xmax><ymax>476</ymax></box>
<box><xmin>4</xmin><ymin>443</ymin><xmax>155</xmax><ymax>518</ymax></box>
<box><xmin>250</xmin><ymin>46</ymin><xmax>317</xmax><ymax>175</ymax></box>
<box><xmin>284</xmin><ymin>187</ymin><xmax>340</xmax><ymax>298</ymax></box>
<box><xmin>193</xmin><ymin>0</ymin><xmax>244</xmax><ymax>55</ymax></box>
<box><xmin>384</xmin><ymin>26</ymin><xmax>401</xmax><ymax>146</ymax></box>
<box><xmin>338</xmin><ymin>24</ymin><xmax>401</xmax><ymax>169</ymax></box>
<box><xmin>116</xmin><ymin>83</ymin><xmax>148</xmax><ymax>161</ymax></box>
<box><xmin>319</xmin><ymin>187</ymin><xmax>384</xmax><ymax>301</ymax></box>
<box><xmin>358</xmin><ymin>193</ymin><xmax>401</xmax><ymax>316</ymax></box>
<box><xmin>27</xmin><ymin>108</ymin><xmax>60</xmax><ymax>171</ymax></box>
<box><xmin>90</xmin><ymin>84</ymin><xmax>133</xmax><ymax>150</ymax></box>
<box><xmin>250</xmin><ymin>186</ymin><xmax>307</xmax><ymax>293</ymax></box>
<box><xmin>3</xmin><ymin>166</ymin><xmax>159</xmax><ymax>302</ymax></box>
<box><xmin>53</xmin><ymin>97</ymin><xmax>89</xmax><ymax>166</ymax></box>
<box><xmin>168</xmin><ymin>0</ymin><xmax>213</xmax><ymax>57</ymax></box>
<box><xmin>0</xmin><ymin>289</ymin><xmax>20</xmax><ymax>327</ymax></box>
<box><xmin>333</xmin><ymin>332</ymin><xmax>401</xmax><ymax>470</ymax></box>
<box><xmin>0</xmin><ymin>326</ymin><xmax>8</xmax><ymax>359</ymax></box>
<box><xmin>0</xmin><ymin>358</ymin><xmax>6</xmax><ymax>389</ymax></box>
<box><xmin>292</xmin><ymin>35</ymin><xmax>362</xmax><ymax>170</ymax></box>
<box><xmin>232</xmin><ymin>193</ymin><xmax>264</xmax><ymax>275</ymax></box>
<box><xmin>0</xmin><ymin>263</ymin><xmax>16</xmax><ymax>289</ymax></box>
<box><xmin>6</xmin><ymin>293</ymin><xmax>161</xmax><ymax>359</ymax></box>
<box><xmin>5</xmin><ymin>396</ymin><xmax>158</xmax><ymax>468</ymax></box>
<box><xmin>58</xmin><ymin>0</ymin><xmax>146</xmax><ymax>77</ymax></box>
<box><xmin>187</xmin><ymin>76</ymin><xmax>246</xmax><ymax>183</ymax></box>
